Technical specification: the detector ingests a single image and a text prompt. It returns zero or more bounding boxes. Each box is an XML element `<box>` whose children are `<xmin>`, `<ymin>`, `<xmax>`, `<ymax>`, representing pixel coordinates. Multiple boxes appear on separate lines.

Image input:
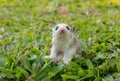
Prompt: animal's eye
<box><xmin>66</xmin><ymin>26</ymin><xmax>69</xmax><ymax>30</ymax></box>
<box><xmin>55</xmin><ymin>26</ymin><xmax>59</xmax><ymax>30</ymax></box>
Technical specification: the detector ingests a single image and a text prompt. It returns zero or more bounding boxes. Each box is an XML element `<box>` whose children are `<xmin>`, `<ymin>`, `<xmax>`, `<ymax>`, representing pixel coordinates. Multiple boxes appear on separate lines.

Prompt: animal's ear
<box><xmin>70</xmin><ymin>27</ymin><xmax>76</xmax><ymax>32</ymax></box>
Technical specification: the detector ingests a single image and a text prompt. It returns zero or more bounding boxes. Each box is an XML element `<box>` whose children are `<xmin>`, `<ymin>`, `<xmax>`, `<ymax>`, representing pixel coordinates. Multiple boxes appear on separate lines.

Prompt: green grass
<box><xmin>0</xmin><ymin>0</ymin><xmax>120</xmax><ymax>81</ymax></box>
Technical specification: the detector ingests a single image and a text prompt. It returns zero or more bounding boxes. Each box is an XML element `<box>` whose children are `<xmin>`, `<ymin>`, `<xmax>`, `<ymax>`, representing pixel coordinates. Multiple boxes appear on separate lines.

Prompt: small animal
<box><xmin>50</xmin><ymin>23</ymin><xmax>82</xmax><ymax>64</ymax></box>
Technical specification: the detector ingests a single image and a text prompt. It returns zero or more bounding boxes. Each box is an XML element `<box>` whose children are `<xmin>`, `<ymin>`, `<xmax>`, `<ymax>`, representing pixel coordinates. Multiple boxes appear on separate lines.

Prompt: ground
<box><xmin>0</xmin><ymin>0</ymin><xmax>120</xmax><ymax>81</ymax></box>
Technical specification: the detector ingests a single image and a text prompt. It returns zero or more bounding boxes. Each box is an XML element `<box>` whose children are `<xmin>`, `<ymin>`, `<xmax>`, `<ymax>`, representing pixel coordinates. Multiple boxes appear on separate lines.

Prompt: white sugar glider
<box><xmin>50</xmin><ymin>23</ymin><xmax>82</xmax><ymax>64</ymax></box>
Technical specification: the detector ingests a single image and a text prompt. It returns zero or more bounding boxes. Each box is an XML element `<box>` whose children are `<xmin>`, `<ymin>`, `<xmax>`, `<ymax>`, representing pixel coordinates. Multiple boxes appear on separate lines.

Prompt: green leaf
<box><xmin>78</xmin><ymin>67</ymin><xmax>85</xmax><ymax>77</ymax></box>
<box><xmin>61</xmin><ymin>74</ymin><xmax>79</xmax><ymax>80</ymax></box>
<box><xmin>15</xmin><ymin>66</ymin><xmax>29</xmax><ymax>78</ymax></box>
<box><xmin>43</xmin><ymin>63</ymin><xmax>64</xmax><ymax>81</ymax></box>
<box><xmin>103</xmin><ymin>75</ymin><xmax>114</xmax><ymax>81</ymax></box>
<box><xmin>19</xmin><ymin>55</ymin><xmax>32</xmax><ymax>73</ymax></box>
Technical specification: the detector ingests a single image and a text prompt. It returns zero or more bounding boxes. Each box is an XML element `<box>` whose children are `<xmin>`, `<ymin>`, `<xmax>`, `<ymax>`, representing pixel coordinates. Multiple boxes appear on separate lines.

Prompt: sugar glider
<box><xmin>50</xmin><ymin>23</ymin><xmax>82</xmax><ymax>64</ymax></box>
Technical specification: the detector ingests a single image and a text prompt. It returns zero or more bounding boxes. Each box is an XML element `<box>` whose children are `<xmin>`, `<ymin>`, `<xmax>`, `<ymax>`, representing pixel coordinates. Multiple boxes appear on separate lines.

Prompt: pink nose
<box><xmin>60</xmin><ymin>29</ymin><xmax>65</xmax><ymax>33</ymax></box>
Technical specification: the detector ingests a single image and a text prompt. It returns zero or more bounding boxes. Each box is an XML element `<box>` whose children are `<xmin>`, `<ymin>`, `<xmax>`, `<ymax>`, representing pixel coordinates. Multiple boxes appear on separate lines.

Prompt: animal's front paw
<box><xmin>63</xmin><ymin>58</ymin><xmax>71</xmax><ymax>65</ymax></box>
<box><xmin>50</xmin><ymin>54</ymin><xmax>56</xmax><ymax>59</ymax></box>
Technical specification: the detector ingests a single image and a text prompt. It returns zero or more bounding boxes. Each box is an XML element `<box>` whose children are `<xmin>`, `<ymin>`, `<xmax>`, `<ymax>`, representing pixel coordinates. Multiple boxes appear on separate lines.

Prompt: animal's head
<box><xmin>52</xmin><ymin>23</ymin><xmax>71</xmax><ymax>37</ymax></box>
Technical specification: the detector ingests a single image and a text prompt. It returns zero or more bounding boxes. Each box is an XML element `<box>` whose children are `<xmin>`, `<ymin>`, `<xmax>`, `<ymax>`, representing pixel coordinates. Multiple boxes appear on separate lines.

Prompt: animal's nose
<box><xmin>60</xmin><ymin>29</ymin><xmax>65</xmax><ymax>33</ymax></box>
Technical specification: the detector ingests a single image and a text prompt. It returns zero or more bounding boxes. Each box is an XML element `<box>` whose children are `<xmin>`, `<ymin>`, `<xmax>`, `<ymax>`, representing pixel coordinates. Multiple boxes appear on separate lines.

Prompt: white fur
<box><xmin>50</xmin><ymin>23</ymin><xmax>82</xmax><ymax>64</ymax></box>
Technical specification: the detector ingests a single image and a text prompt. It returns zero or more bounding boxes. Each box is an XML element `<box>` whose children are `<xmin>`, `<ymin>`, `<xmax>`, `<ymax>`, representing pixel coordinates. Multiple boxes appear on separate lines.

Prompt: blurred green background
<box><xmin>0</xmin><ymin>0</ymin><xmax>120</xmax><ymax>81</ymax></box>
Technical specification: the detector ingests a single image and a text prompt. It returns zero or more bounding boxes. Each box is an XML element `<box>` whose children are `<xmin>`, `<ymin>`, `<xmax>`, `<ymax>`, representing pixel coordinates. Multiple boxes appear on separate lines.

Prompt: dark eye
<box><xmin>66</xmin><ymin>26</ymin><xmax>69</xmax><ymax>30</ymax></box>
<box><xmin>55</xmin><ymin>26</ymin><xmax>59</xmax><ymax>30</ymax></box>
